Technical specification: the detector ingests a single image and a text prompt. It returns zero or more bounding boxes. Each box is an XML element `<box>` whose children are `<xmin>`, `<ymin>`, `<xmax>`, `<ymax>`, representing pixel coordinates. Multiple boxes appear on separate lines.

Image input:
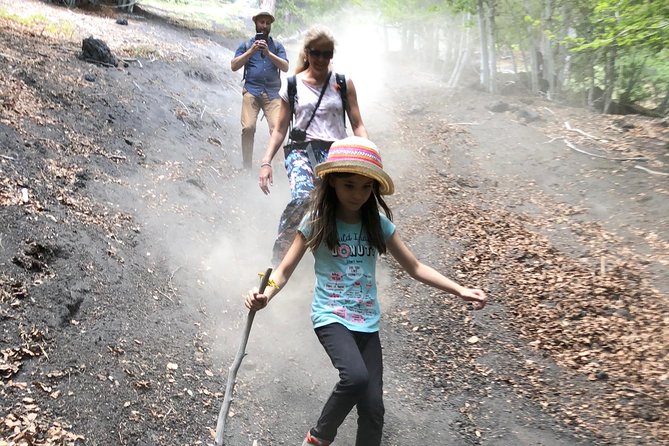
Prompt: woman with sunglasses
<box><xmin>257</xmin><ymin>25</ymin><xmax>368</xmax><ymax>265</ymax></box>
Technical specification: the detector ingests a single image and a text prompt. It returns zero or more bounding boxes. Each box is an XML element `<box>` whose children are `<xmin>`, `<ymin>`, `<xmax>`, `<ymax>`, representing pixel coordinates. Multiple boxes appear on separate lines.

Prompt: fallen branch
<box><xmin>0</xmin><ymin>154</ymin><xmax>15</xmax><ymax>161</ymax></box>
<box><xmin>171</xmin><ymin>96</ymin><xmax>190</xmax><ymax>114</ymax></box>
<box><xmin>0</xmin><ymin>52</ymin><xmax>16</xmax><ymax>61</ymax></box>
<box><xmin>545</xmin><ymin>135</ymin><xmax>566</xmax><ymax>144</ymax></box>
<box><xmin>83</xmin><ymin>58</ymin><xmax>117</xmax><ymax>68</ymax></box>
<box><xmin>123</xmin><ymin>58</ymin><xmax>143</xmax><ymax>68</ymax></box>
<box><xmin>634</xmin><ymin>165</ymin><xmax>669</xmax><ymax>176</ymax></box>
<box><xmin>209</xmin><ymin>166</ymin><xmax>222</xmax><ymax>177</ymax></box>
<box><xmin>620</xmin><ymin>386</ymin><xmax>659</xmax><ymax>401</ymax></box>
<box><xmin>565</xmin><ymin>121</ymin><xmax>605</xmax><ymax>142</ymax></box>
<box><xmin>155</xmin><ymin>288</ymin><xmax>173</xmax><ymax>302</ymax></box>
<box><xmin>168</xmin><ymin>266</ymin><xmax>181</xmax><ymax>294</ymax></box>
<box><xmin>564</xmin><ymin>140</ymin><xmax>647</xmax><ymax>162</ymax></box>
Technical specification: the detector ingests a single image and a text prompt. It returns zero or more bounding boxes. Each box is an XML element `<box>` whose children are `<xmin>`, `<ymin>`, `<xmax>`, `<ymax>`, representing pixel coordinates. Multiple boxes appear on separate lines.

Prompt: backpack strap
<box><xmin>288</xmin><ymin>74</ymin><xmax>345</xmax><ymax>129</ymax></box>
<box><xmin>287</xmin><ymin>75</ymin><xmax>297</xmax><ymax>127</ymax></box>
<box><xmin>335</xmin><ymin>73</ymin><xmax>348</xmax><ymax>125</ymax></box>
<box><xmin>242</xmin><ymin>38</ymin><xmax>255</xmax><ymax>81</ymax></box>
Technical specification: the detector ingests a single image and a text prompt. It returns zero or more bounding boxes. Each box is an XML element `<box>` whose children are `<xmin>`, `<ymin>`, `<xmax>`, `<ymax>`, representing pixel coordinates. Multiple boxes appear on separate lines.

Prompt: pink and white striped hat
<box><xmin>315</xmin><ymin>136</ymin><xmax>394</xmax><ymax>195</ymax></box>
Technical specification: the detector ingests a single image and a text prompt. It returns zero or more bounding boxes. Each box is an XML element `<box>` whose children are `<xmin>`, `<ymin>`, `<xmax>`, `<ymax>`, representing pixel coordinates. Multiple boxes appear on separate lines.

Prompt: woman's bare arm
<box><xmin>345</xmin><ymin>78</ymin><xmax>368</xmax><ymax>138</ymax></box>
<box><xmin>258</xmin><ymin>99</ymin><xmax>291</xmax><ymax>194</ymax></box>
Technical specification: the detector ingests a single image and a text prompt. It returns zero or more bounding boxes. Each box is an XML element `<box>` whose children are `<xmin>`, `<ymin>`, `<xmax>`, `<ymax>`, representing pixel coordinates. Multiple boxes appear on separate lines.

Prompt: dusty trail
<box><xmin>381</xmin><ymin>82</ymin><xmax>667</xmax><ymax>445</ymax></box>
<box><xmin>1</xmin><ymin>2</ymin><xmax>666</xmax><ymax>446</ymax></box>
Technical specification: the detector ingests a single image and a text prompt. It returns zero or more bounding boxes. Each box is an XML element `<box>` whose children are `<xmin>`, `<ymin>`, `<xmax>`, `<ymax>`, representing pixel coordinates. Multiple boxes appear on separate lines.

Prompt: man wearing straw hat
<box><xmin>231</xmin><ymin>11</ymin><xmax>289</xmax><ymax>169</ymax></box>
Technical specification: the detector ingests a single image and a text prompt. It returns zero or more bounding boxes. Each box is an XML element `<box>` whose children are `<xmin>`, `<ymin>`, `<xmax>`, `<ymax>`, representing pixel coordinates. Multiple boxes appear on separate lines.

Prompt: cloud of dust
<box><xmin>170</xmin><ymin>5</ymin><xmax>462</xmax><ymax>378</ymax></box>
<box><xmin>324</xmin><ymin>9</ymin><xmax>430</xmax><ymax>195</ymax></box>
<box><xmin>323</xmin><ymin>9</ymin><xmax>428</xmax><ymax>308</ymax></box>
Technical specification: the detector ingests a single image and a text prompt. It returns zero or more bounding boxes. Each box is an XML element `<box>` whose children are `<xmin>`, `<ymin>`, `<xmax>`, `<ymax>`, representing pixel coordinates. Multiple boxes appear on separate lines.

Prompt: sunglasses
<box><xmin>308</xmin><ymin>48</ymin><xmax>334</xmax><ymax>59</ymax></box>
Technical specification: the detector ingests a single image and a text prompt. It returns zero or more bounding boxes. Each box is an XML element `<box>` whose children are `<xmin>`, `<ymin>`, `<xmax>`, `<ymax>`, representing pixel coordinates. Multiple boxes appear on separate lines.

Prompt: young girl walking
<box><xmin>246</xmin><ymin>136</ymin><xmax>488</xmax><ymax>446</ymax></box>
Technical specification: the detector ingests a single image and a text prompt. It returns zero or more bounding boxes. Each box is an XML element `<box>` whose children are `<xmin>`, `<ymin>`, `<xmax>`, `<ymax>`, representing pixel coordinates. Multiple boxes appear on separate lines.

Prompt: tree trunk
<box><xmin>260</xmin><ymin>0</ymin><xmax>276</xmax><ymax>12</ymax></box>
<box><xmin>659</xmin><ymin>84</ymin><xmax>669</xmax><ymax>114</ymax></box>
<box><xmin>440</xmin><ymin>25</ymin><xmax>452</xmax><ymax>79</ymax></box>
<box><xmin>520</xmin><ymin>48</ymin><xmax>530</xmax><ymax>74</ymax></box>
<box><xmin>407</xmin><ymin>23</ymin><xmax>416</xmax><ymax>54</ymax></box>
<box><xmin>603</xmin><ymin>44</ymin><xmax>617</xmax><ymax>114</ymax></box>
<box><xmin>448</xmin><ymin>22</ymin><xmax>458</xmax><ymax>67</ymax></box>
<box><xmin>486</xmin><ymin>0</ymin><xmax>497</xmax><ymax>93</ymax></box>
<box><xmin>429</xmin><ymin>26</ymin><xmax>440</xmax><ymax>71</ymax></box>
<box><xmin>587</xmin><ymin>59</ymin><xmax>598</xmax><ymax>108</ymax></box>
<box><xmin>477</xmin><ymin>0</ymin><xmax>490</xmax><ymax>91</ymax></box>
<box><xmin>442</xmin><ymin>19</ymin><xmax>457</xmax><ymax>78</ymax></box>
<box><xmin>556</xmin><ymin>1</ymin><xmax>572</xmax><ymax>96</ymax></box>
<box><xmin>116</xmin><ymin>0</ymin><xmax>135</xmax><ymax>13</ymax></box>
<box><xmin>523</xmin><ymin>0</ymin><xmax>540</xmax><ymax>93</ymax></box>
<box><xmin>448</xmin><ymin>14</ymin><xmax>471</xmax><ymax>89</ymax></box>
<box><xmin>541</xmin><ymin>0</ymin><xmax>556</xmax><ymax>99</ymax></box>
<box><xmin>401</xmin><ymin>25</ymin><xmax>415</xmax><ymax>55</ymax></box>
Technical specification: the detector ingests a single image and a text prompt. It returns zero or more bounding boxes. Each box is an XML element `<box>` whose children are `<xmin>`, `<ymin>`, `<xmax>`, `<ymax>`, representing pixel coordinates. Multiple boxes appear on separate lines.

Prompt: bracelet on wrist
<box><xmin>260</xmin><ymin>162</ymin><xmax>272</xmax><ymax>169</ymax></box>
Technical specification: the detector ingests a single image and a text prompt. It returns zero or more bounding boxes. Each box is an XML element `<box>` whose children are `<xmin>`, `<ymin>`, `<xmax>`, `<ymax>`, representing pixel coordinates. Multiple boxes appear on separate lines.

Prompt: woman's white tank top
<box><xmin>279</xmin><ymin>72</ymin><xmax>348</xmax><ymax>142</ymax></box>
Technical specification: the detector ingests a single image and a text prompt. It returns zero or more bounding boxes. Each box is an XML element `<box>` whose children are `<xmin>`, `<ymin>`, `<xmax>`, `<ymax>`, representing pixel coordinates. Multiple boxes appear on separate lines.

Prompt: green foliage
<box><xmin>121</xmin><ymin>44</ymin><xmax>162</xmax><ymax>59</ymax></box>
<box><xmin>618</xmin><ymin>49</ymin><xmax>669</xmax><ymax>105</ymax></box>
<box><xmin>0</xmin><ymin>8</ymin><xmax>76</xmax><ymax>37</ymax></box>
<box><xmin>0</xmin><ymin>8</ymin><xmax>49</xmax><ymax>26</ymax></box>
<box><xmin>274</xmin><ymin>0</ymin><xmax>351</xmax><ymax>34</ymax></box>
<box><xmin>570</xmin><ymin>0</ymin><xmax>669</xmax><ymax>53</ymax></box>
<box><xmin>562</xmin><ymin>0</ymin><xmax>669</xmax><ymax>108</ymax></box>
<box><xmin>138</xmin><ymin>0</ymin><xmax>245</xmax><ymax>37</ymax></box>
<box><xmin>24</xmin><ymin>0</ymin><xmax>669</xmax><ymax>112</ymax></box>
<box><xmin>443</xmin><ymin>0</ymin><xmax>477</xmax><ymax>15</ymax></box>
<box><xmin>346</xmin><ymin>0</ymin><xmax>454</xmax><ymax>24</ymax></box>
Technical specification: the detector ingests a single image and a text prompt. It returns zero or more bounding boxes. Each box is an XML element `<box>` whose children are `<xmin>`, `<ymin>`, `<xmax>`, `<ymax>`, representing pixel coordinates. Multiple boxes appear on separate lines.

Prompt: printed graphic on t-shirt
<box><xmin>302</xmin><ymin>213</ymin><xmax>395</xmax><ymax>332</ymax></box>
<box><xmin>347</xmin><ymin>264</ymin><xmax>363</xmax><ymax>280</ymax></box>
<box><xmin>323</xmin><ymin>231</ymin><xmax>378</xmax><ymax>326</ymax></box>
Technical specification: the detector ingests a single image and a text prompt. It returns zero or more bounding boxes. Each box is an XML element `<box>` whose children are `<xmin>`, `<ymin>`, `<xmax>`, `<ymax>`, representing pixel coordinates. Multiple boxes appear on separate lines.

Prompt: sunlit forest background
<box><xmin>42</xmin><ymin>0</ymin><xmax>669</xmax><ymax>115</ymax></box>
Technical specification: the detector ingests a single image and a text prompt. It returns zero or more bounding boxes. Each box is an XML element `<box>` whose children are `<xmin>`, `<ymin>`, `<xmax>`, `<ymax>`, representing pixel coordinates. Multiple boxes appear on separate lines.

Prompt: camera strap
<box><xmin>288</xmin><ymin>71</ymin><xmax>332</xmax><ymax>141</ymax></box>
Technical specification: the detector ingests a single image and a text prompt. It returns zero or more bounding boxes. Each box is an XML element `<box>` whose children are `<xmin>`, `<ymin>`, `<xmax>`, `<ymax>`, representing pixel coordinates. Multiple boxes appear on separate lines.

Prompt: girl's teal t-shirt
<box><xmin>298</xmin><ymin>213</ymin><xmax>396</xmax><ymax>333</ymax></box>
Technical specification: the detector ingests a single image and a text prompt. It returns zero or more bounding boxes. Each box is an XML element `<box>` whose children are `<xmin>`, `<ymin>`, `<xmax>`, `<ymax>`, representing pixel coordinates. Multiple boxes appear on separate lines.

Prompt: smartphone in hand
<box><xmin>255</xmin><ymin>32</ymin><xmax>266</xmax><ymax>42</ymax></box>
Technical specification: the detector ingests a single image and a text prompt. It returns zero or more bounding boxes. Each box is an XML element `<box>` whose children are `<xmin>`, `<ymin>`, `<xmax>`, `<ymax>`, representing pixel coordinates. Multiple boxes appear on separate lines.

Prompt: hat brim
<box><xmin>316</xmin><ymin>161</ymin><xmax>394</xmax><ymax>195</ymax></box>
<box><xmin>252</xmin><ymin>13</ymin><xmax>275</xmax><ymax>23</ymax></box>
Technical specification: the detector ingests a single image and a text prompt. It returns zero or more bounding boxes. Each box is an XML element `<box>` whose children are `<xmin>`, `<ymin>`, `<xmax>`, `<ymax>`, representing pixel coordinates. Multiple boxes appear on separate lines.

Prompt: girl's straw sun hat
<box><xmin>315</xmin><ymin>136</ymin><xmax>394</xmax><ymax>195</ymax></box>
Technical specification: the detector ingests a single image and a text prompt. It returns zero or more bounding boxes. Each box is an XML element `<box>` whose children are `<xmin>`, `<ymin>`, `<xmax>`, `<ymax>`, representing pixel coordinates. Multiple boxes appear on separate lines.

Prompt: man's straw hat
<box><xmin>315</xmin><ymin>136</ymin><xmax>394</xmax><ymax>195</ymax></box>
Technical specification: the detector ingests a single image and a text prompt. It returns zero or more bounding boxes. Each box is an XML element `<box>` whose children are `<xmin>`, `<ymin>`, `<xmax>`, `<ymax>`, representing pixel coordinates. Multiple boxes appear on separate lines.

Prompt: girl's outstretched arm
<box><xmin>386</xmin><ymin>231</ymin><xmax>487</xmax><ymax>309</ymax></box>
<box><xmin>245</xmin><ymin>232</ymin><xmax>308</xmax><ymax>311</ymax></box>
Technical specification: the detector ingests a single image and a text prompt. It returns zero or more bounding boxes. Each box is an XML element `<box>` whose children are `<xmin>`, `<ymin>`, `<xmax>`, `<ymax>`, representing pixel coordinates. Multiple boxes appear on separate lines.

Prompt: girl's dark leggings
<box><xmin>312</xmin><ymin>323</ymin><xmax>384</xmax><ymax>446</ymax></box>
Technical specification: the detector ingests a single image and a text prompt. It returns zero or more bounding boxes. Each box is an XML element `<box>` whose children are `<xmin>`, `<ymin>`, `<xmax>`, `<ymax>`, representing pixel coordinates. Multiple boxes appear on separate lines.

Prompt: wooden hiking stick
<box><xmin>214</xmin><ymin>267</ymin><xmax>272</xmax><ymax>446</ymax></box>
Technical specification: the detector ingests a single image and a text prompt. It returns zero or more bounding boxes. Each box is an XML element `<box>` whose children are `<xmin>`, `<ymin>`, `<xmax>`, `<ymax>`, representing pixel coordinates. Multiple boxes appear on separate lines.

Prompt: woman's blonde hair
<box><xmin>295</xmin><ymin>25</ymin><xmax>336</xmax><ymax>74</ymax></box>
